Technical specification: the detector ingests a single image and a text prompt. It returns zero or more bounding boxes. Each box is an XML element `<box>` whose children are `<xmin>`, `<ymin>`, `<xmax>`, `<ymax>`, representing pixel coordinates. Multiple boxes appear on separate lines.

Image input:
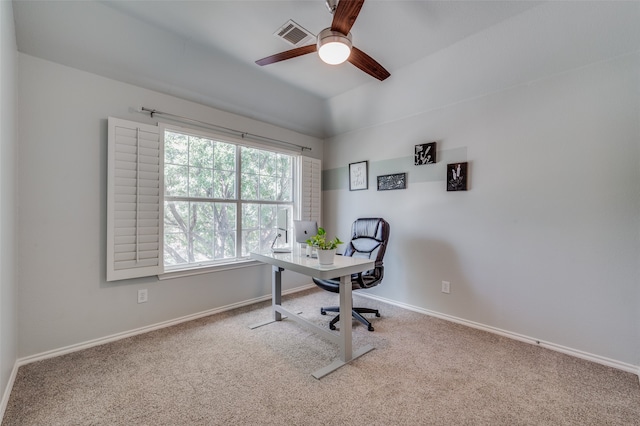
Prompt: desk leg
<box><xmin>248</xmin><ymin>265</ymin><xmax>285</xmax><ymax>329</ymax></box>
<box><xmin>249</xmin><ymin>261</ymin><xmax>373</xmax><ymax>378</ymax></box>
<box><xmin>339</xmin><ymin>274</ymin><xmax>352</xmax><ymax>361</ymax></box>
<box><xmin>273</xmin><ymin>265</ymin><xmax>284</xmax><ymax>322</ymax></box>
<box><xmin>311</xmin><ymin>273</ymin><xmax>374</xmax><ymax>379</ymax></box>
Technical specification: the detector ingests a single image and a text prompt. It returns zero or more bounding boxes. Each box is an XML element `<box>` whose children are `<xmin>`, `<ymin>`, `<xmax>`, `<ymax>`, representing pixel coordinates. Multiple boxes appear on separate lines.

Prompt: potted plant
<box><xmin>306</xmin><ymin>227</ymin><xmax>343</xmax><ymax>265</ymax></box>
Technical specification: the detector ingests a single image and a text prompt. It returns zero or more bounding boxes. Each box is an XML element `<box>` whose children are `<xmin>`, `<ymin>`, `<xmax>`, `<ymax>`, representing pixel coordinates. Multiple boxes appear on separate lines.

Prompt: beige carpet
<box><xmin>3</xmin><ymin>288</ymin><xmax>640</xmax><ymax>425</ymax></box>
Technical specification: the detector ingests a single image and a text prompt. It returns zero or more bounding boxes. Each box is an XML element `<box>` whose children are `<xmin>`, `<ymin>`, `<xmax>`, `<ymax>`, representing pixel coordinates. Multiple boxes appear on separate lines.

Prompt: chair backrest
<box><xmin>343</xmin><ymin>218</ymin><xmax>390</xmax><ymax>288</ymax></box>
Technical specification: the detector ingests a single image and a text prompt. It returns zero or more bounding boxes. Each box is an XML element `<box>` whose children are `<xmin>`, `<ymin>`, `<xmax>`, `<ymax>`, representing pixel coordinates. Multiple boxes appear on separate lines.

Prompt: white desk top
<box><xmin>250</xmin><ymin>249</ymin><xmax>374</xmax><ymax>280</ymax></box>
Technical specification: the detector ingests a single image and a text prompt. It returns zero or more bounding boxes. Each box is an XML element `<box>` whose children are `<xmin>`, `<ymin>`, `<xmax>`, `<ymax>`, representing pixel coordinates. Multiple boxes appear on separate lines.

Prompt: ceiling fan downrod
<box><xmin>325</xmin><ymin>0</ymin><xmax>338</xmax><ymax>15</ymax></box>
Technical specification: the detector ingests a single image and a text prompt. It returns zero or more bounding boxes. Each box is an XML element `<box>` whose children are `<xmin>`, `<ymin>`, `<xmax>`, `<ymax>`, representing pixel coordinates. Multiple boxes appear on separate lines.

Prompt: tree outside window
<box><xmin>163</xmin><ymin>129</ymin><xmax>293</xmax><ymax>269</ymax></box>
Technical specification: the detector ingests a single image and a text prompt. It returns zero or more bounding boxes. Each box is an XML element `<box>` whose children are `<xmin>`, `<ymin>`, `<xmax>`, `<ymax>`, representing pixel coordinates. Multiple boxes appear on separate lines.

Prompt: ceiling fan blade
<box><xmin>348</xmin><ymin>46</ymin><xmax>390</xmax><ymax>81</ymax></box>
<box><xmin>255</xmin><ymin>45</ymin><xmax>317</xmax><ymax>66</ymax></box>
<box><xmin>331</xmin><ymin>0</ymin><xmax>365</xmax><ymax>35</ymax></box>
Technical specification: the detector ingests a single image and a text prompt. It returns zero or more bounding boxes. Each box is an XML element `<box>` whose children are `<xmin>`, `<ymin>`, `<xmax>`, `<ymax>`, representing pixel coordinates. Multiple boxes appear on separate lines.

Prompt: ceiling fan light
<box><xmin>317</xmin><ymin>28</ymin><xmax>352</xmax><ymax>65</ymax></box>
<box><xmin>319</xmin><ymin>42</ymin><xmax>351</xmax><ymax>65</ymax></box>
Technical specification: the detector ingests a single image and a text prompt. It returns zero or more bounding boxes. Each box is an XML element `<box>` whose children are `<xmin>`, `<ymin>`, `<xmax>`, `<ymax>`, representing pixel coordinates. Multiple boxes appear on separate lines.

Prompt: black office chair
<box><xmin>313</xmin><ymin>218</ymin><xmax>390</xmax><ymax>332</ymax></box>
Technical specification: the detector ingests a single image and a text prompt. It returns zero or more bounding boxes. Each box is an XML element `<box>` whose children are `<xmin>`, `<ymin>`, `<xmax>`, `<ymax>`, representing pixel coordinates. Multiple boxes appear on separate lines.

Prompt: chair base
<box><xmin>320</xmin><ymin>305</ymin><xmax>380</xmax><ymax>332</ymax></box>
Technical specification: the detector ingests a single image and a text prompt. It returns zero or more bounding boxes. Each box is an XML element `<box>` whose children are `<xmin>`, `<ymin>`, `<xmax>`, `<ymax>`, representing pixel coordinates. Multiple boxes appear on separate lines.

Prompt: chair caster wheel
<box><xmin>320</xmin><ymin>309</ymin><xmax>326</xmax><ymax>315</ymax></box>
<box><xmin>375</xmin><ymin>312</ymin><xmax>381</xmax><ymax>317</ymax></box>
<box><xmin>329</xmin><ymin>324</ymin><xmax>336</xmax><ymax>330</ymax></box>
<box><xmin>368</xmin><ymin>325</ymin><xmax>375</xmax><ymax>332</ymax></box>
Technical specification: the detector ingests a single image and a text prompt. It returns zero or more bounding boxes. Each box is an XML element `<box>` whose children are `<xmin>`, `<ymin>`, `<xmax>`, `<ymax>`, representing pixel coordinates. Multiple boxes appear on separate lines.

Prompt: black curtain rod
<box><xmin>138</xmin><ymin>107</ymin><xmax>312</xmax><ymax>152</ymax></box>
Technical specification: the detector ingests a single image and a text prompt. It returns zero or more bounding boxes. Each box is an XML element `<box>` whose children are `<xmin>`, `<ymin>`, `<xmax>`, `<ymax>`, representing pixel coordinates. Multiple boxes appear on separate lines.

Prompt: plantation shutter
<box><xmin>107</xmin><ymin>117</ymin><xmax>162</xmax><ymax>281</ymax></box>
<box><xmin>299</xmin><ymin>156</ymin><xmax>321</xmax><ymax>225</ymax></box>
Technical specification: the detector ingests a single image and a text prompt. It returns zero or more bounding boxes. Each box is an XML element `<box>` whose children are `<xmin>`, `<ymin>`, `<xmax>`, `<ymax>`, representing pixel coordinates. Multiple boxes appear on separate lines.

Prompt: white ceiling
<box><xmin>100</xmin><ymin>0</ymin><xmax>539</xmax><ymax>99</ymax></box>
<box><xmin>11</xmin><ymin>0</ymin><xmax>540</xmax><ymax>136</ymax></box>
<box><xmin>11</xmin><ymin>1</ymin><xmax>640</xmax><ymax>138</ymax></box>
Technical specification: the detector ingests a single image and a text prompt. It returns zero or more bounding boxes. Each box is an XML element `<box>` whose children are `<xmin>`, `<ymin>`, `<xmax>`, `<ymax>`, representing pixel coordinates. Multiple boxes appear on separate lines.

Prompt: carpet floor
<box><xmin>3</xmin><ymin>288</ymin><xmax>640</xmax><ymax>425</ymax></box>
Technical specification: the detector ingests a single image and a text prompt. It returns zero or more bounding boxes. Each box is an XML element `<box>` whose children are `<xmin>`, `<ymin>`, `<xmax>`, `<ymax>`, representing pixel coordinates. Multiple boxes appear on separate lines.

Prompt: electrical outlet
<box><xmin>442</xmin><ymin>281</ymin><xmax>450</xmax><ymax>294</ymax></box>
<box><xmin>137</xmin><ymin>289</ymin><xmax>148</xmax><ymax>304</ymax></box>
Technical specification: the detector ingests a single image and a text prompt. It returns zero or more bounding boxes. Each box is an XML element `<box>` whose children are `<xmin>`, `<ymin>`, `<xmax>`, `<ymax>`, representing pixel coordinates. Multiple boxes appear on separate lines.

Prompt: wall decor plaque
<box><xmin>447</xmin><ymin>162</ymin><xmax>468</xmax><ymax>191</ymax></box>
<box><xmin>349</xmin><ymin>160</ymin><xmax>368</xmax><ymax>191</ymax></box>
<box><xmin>377</xmin><ymin>173</ymin><xmax>407</xmax><ymax>191</ymax></box>
<box><xmin>415</xmin><ymin>142</ymin><xmax>436</xmax><ymax>165</ymax></box>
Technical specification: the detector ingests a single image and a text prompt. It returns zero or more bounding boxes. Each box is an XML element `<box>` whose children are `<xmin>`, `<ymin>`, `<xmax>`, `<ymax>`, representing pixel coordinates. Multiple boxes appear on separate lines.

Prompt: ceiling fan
<box><xmin>255</xmin><ymin>0</ymin><xmax>390</xmax><ymax>81</ymax></box>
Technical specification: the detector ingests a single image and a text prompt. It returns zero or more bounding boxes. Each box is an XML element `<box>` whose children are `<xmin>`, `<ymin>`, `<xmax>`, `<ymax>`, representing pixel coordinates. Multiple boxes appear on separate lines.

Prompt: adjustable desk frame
<box><xmin>249</xmin><ymin>251</ymin><xmax>375</xmax><ymax>379</ymax></box>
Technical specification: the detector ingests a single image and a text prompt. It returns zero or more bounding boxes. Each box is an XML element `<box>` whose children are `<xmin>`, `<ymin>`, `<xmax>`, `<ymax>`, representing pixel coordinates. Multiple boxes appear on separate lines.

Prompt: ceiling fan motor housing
<box><xmin>317</xmin><ymin>28</ymin><xmax>353</xmax><ymax>65</ymax></box>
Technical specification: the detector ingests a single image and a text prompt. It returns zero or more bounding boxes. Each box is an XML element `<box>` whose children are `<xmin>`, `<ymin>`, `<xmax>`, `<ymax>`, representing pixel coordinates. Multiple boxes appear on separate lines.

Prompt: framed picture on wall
<box><xmin>377</xmin><ymin>172</ymin><xmax>407</xmax><ymax>191</ymax></box>
<box><xmin>447</xmin><ymin>162</ymin><xmax>468</xmax><ymax>191</ymax></box>
<box><xmin>349</xmin><ymin>160</ymin><xmax>368</xmax><ymax>191</ymax></box>
<box><xmin>415</xmin><ymin>142</ymin><xmax>436</xmax><ymax>165</ymax></box>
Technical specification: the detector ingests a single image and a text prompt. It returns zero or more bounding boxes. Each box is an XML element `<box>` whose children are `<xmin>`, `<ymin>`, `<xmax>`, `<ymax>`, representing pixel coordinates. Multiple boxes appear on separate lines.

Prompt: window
<box><xmin>107</xmin><ymin>117</ymin><xmax>320</xmax><ymax>281</ymax></box>
<box><xmin>162</xmin><ymin>128</ymin><xmax>294</xmax><ymax>270</ymax></box>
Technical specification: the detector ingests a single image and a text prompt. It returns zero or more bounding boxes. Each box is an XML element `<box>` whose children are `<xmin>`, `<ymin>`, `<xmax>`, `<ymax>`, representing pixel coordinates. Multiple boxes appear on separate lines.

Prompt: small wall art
<box><xmin>415</xmin><ymin>142</ymin><xmax>436</xmax><ymax>165</ymax></box>
<box><xmin>447</xmin><ymin>162</ymin><xmax>468</xmax><ymax>191</ymax></box>
<box><xmin>349</xmin><ymin>160</ymin><xmax>368</xmax><ymax>191</ymax></box>
<box><xmin>377</xmin><ymin>172</ymin><xmax>407</xmax><ymax>191</ymax></box>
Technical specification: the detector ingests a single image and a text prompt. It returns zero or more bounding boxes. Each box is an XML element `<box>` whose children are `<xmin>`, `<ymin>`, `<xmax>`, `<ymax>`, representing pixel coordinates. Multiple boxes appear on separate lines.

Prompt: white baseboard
<box><xmin>356</xmin><ymin>292</ymin><xmax>640</xmax><ymax>376</ymax></box>
<box><xmin>15</xmin><ymin>283</ymin><xmax>316</xmax><ymax>367</ymax></box>
<box><xmin>0</xmin><ymin>360</ymin><xmax>19</xmax><ymax>422</ymax></box>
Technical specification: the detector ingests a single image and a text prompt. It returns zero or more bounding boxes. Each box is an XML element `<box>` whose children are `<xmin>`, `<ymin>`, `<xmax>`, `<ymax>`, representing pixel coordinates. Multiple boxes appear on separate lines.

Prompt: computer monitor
<box><xmin>293</xmin><ymin>220</ymin><xmax>318</xmax><ymax>244</ymax></box>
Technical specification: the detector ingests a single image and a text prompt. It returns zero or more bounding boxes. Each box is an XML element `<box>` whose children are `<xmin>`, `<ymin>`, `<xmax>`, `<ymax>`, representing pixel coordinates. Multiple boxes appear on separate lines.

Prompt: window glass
<box><xmin>163</xmin><ymin>129</ymin><xmax>294</xmax><ymax>270</ymax></box>
<box><xmin>165</xmin><ymin>164</ymin><xmax>188</xmax><ymax>197</ymax></box>
<box><xmin>164</xmin><ymin>200</ymin><xmax>189</xmax><ymax>266</ymax></box>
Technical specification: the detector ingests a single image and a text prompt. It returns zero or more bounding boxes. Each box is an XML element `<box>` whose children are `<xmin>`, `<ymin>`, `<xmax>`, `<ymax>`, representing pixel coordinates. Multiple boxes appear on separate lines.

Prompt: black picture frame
<box><xmin>415</xmin><ymin>142</ymin><xmax>436</xmax><ymax>165</ymax></box>
<box><xmin>349</xmin><ymin>160</ymin><xmax>368</xmax><ymax>191</ymax></box>
<box><xmin>377</xmin><ymin>173</ymin><xmax>407</xmax><ymax>191</ymax></box>
<box><xmin>447</xmin><ymin>162</ymin><xmax>468</xmax><ymax>191</ymax></box>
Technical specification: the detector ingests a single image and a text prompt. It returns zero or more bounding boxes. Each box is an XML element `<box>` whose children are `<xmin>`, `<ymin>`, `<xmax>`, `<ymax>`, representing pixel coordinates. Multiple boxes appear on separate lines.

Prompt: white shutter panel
<box><xmin>299</xmin><ymin>156</ymin><xmax>321</xmax><ymax>225</ymax></box>
<box><xmin>107</xmin><ymin>117</ymin><xmax>161</xmax><ymax>281</ymax></box>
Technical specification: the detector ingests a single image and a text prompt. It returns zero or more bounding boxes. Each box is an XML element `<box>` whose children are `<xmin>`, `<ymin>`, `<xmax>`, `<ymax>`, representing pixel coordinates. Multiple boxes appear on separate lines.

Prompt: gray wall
<box><xmin>0</xmin><ymin>0</ymin><xmax>18</xmax><ymax>411</ymax></box>
<box><xmin>12</xmin><ymin>0</ymin><xmax>329</xmax><ymax>138</ymax></box>
<box><xmin>322</xmin><ymin>48</ymin><xmax>640</xmax><ymax>365</ymax></box>
<box><xmin>16</xmin><ymin>54</ymin><xmax>323</xmax><ymax>358</ymax></box>
<box><xmin>7</xmin><ymin>0</ymin><xmax>640</xmax><ymax>380</ymax></box>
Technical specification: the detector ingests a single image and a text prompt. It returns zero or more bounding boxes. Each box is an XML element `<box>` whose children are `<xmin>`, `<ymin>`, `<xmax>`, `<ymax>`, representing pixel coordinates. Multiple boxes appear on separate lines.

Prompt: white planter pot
<box><xmin>316</xmin><ymin>248</ymin><xmax>336</xmax><ymax>265</ymax></box>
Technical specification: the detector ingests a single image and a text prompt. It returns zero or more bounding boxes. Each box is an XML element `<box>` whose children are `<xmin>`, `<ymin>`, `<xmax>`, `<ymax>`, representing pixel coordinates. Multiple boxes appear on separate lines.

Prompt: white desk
<box><xmin>250</xmin><ymin>249</ymin><xmax>375</xmax><ymax>379</ymax></box>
